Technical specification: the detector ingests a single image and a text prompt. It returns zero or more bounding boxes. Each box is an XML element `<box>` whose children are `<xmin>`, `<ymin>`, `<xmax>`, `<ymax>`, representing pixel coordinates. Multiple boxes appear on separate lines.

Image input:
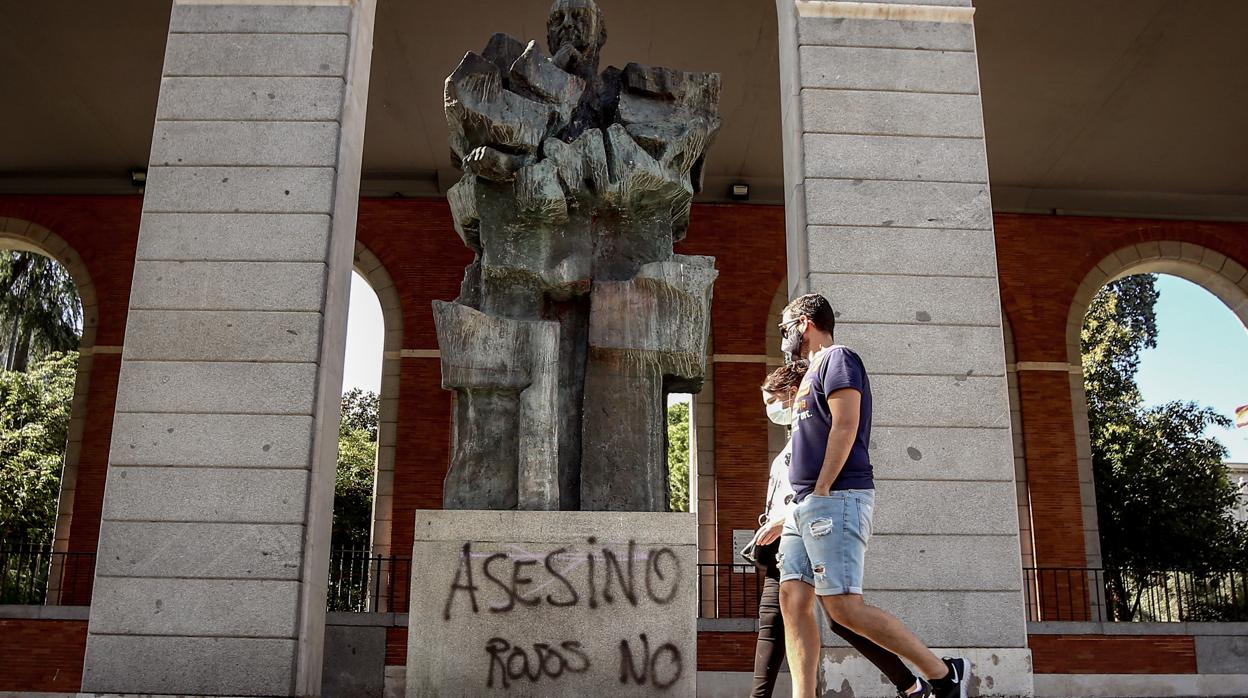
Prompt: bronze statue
<box><xmin>435</xmin><ymin>0</ymin><xmax>719</xmax><ymax>512</ymax></box>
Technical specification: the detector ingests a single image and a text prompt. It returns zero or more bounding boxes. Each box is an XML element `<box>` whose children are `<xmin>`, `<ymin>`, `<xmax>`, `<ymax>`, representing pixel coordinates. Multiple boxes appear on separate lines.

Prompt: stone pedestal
<box><xmin>405</xmin><ymin>511</ymin><xmax>697</xmax><ymax>697</ymax></box>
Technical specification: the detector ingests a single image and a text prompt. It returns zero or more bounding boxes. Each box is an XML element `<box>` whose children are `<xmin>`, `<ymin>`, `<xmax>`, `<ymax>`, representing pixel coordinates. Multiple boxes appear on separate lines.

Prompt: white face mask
<box><xmin>765</xmin><ymin>397</ymin><xmax>793</xmax><ymax>426</ymax></box>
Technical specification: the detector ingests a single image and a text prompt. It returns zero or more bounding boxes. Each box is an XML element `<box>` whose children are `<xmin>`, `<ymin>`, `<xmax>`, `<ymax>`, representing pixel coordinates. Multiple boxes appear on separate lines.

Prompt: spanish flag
<box><xmin>1237</xmin><ymin>404</ymin><xmax>1248</xmax><ymax>429</ymax></box>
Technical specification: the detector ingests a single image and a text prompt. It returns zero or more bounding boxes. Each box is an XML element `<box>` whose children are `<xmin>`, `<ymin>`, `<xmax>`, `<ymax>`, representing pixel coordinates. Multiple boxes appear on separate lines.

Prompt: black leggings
<box><xmin>751</xmin><ymin>573</ymin><xmax>916</xmax><ymax>697</ymax></box>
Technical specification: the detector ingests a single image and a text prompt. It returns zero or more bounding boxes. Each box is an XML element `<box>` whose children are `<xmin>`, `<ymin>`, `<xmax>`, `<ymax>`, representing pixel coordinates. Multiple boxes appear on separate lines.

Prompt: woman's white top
<box><xmin>760</xmin><ymin>439</ymin><xmax>797</xmax><ymax>526</ymax></box>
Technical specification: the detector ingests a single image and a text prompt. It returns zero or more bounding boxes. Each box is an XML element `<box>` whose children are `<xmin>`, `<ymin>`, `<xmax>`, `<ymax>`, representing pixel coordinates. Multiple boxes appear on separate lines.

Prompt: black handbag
<box><xmin>740</xmin><ymin>537</ymin><xmax>779</xmax><ymax>572</ymax></box>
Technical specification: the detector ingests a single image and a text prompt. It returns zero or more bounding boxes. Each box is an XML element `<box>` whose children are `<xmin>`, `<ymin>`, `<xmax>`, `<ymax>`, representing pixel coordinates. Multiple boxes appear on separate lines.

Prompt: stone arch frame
<box><xmin>764</xmin><ymin>279</ymin><xmax>788</xmax><ymax>464</ymax></box>
<box><xmin>1065</xmin><ymin>241</ymin><xmax>1248</xmax><ymax>573</ymax></box>
<box><xmin>1001</xmin><ymin>315</ymin><xmax>1037</xmax><ymax>572</ymax></box>
<box><xmin>351</xmin><ymin>241</ymin><xmax>403</xmax><ymax>558</ymax></box>
<box><xmin>0</xmin><ymin>218</ymin><xmax>100</xmax><ymax>603</ymax></box>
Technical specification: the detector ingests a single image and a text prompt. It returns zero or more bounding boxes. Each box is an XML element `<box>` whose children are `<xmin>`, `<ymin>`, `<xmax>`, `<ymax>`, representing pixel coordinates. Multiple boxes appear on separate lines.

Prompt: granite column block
<box><xmin>82</xmin><ymin>1</ymin><xmax>378</xmax><ymax>696</ymax></box>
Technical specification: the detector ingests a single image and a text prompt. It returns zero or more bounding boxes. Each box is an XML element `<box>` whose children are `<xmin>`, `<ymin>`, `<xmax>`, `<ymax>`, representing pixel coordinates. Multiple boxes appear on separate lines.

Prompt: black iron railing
<box><xmin>1024</xmin><ymin>567</ymin><xmax>1248</xmax><ymax>622</ymax></box>
<box><xmin>324</xmin><ymin>554</ymin><xmax>768</xmax><ymax>618</ymax></box>
<box><xmin>697</xmin><ymin>563</ymin><xmax>765</xmax><ymax>619</ymax></box>
<box><xmin>0</xmin><ymin>543</ymin><xmax>96</xmax><ymax>605</ymax></box>
<box><xmin>326</xmin><ymin>548</ymin><xmax>412</xmax><ymax>613</ymax></box>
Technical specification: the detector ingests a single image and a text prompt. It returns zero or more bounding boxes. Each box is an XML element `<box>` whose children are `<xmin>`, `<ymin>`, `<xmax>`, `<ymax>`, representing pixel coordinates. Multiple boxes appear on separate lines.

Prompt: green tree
<box><xmin>0</xmin><ymin>251</ymin><xmax>81</xmax><ymax>372</ymax></box>
<box><xmin>0</xmin><ymin>351</ymin><xmax>77</xmax><ymax>544</ymax></box>
<box><xmin>340</xmin><ymin>388</ymin><xmax>379</xmax><ymax>441</ymax></box>
<box><xmin>1082</xmin><ymin>275</ymin><xmax>1248</xmax><ymax>619</ymax></box>
<box><xmin>667</xmin><ymin>401</ymin><xmax>690</xmax><ymax>512</ymax></box>
<box><xmin>333</xmin><ymin>389</ymin><xmax>378</xmax><ymax>550</ymax></box>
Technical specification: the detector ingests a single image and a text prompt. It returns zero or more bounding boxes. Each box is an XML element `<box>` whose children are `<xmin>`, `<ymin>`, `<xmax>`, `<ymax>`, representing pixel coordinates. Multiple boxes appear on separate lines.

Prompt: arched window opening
<box><xmin>1078</xmin><ymin>271</ymin><xmax>1248</xmax><ymax>622</ymax></box>
<box><xmin>327</xmin><ymin>269</ymin><xmax>385</xmax><ymax>611</ymax></box>
<box><xmin>0</xmin><ymin>243</ymin><xmax>85</xmax><ymax>605</ymax></box>
<box><xmin>667</xmin><ymin>393</ymin><xmax>693</xmax><ymax>513</ymax></box>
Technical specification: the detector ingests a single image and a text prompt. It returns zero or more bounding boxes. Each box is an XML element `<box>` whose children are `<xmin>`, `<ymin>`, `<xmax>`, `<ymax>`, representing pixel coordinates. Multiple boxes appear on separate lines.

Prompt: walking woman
<box><xmin>750</xmin><ymin>361</ymin><xmax>925</xmax><ymax>697</ymax></box>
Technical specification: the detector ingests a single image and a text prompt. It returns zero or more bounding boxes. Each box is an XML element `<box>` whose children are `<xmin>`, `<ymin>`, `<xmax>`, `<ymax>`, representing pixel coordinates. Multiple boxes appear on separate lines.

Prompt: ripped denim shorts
<box><xmin>777</xmin><ymin>489</ymin><xmax>874</xmax><ymax>596</ymax></box>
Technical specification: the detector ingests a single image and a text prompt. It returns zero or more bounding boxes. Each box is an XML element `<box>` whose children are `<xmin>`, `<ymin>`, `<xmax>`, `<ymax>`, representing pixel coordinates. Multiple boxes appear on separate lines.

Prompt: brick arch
<box><xmin>1065</xmin><ymin>242</ymin><xmax>1248</xmax><ymax>363</ymax></box>
<box><xmin>1001</xmin><ymin>314</ymin><xmax>1037</xmax><ymax>573</ymax></box>
<box><xmin>351</xmin><ymin>242</ymin><xmax>404</xmax><ymax>559</ymax></box>
<box><xmin>1062</xmin><ymin>241</ymin><xmax>1248</xmax><ymax>567</ymax></box>
<box><xmin>0</xmin><ymin>219</ymin><xmax>99</xmax><ymax>603</ymax></box>
<box><xmin>764</xmin><ymin>279</ymin><xmax>788</xmax><ymax>464</ymax></box>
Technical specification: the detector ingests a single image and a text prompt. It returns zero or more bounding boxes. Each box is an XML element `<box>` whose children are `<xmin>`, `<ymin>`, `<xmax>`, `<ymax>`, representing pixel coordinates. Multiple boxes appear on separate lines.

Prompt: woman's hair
<box><xmin>761</xmin><ymin>359</ymin><xmax>808</xmax><ymax>394</ymax></box>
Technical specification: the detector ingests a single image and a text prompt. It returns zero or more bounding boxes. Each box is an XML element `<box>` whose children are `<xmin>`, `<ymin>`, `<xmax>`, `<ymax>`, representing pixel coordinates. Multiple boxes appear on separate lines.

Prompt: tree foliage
<box><xmin>334</xmin><ymin>389</ymin><xmax>378</xmax><ymax>550</ymax></box>
<box><xmin>0</xmin><ymin>251</ymin><xmax>81</xmax><ymax>372</ymax></box>
<box><xmin>0</xmin><ymin>352</ymin><xmax>77</xmax><ymax>544</ymax></box>
<box><xmin>1082</xmin><ymin>275</ymin><xmax>1248</xmax><ymax>610</ymax></box>
<box><xmin>667</xmin><ymin>401</ymin><xmax>690</xmax><ymax>512</ymax></box>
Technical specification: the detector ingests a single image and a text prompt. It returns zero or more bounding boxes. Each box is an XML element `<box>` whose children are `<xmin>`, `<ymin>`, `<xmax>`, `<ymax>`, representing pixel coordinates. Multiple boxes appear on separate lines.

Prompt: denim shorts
<box><xmin>777</xmin><ymin>489</ymin><xmax>874</xmax><ymax>596</ymax></box>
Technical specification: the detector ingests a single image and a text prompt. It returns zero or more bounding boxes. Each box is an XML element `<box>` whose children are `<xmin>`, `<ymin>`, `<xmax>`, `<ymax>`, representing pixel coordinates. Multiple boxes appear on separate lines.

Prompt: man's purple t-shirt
<box><xmin>788</xmin><ymin>345</ymin><xmax>874</xmax><ymax>503</ymax></box>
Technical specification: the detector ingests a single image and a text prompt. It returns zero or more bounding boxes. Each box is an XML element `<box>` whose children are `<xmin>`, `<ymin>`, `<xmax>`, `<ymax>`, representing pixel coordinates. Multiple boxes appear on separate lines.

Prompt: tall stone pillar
<box><xmin>82</xmin><ymin>2</ymin><xmax>376</xmax><ymax>696</ymax></box>
<box><xmin>776</xmin><ymin>1</ymin><xmax>1032</xmax><ymax>695</ymax></box>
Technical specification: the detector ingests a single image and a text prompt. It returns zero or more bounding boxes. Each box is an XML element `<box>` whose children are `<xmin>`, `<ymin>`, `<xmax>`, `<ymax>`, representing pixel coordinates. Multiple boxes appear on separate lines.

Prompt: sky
<box><xmin>1134</xmin><ymin>274</ymin><xmax>1248</xmax><ymax>463</ymax></box>
<box><xmin>341</xmin><ymin>271</ymin><xmax>1248</xmax><ymax>461</ymax></box>
<box><xmin>341</xmin><ymin>272</ymin><xmax>384</xmax><ymax>395</ymax></box>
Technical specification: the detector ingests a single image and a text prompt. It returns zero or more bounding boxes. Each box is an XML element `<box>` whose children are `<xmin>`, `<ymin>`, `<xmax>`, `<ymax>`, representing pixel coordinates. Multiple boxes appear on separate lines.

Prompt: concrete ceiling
<box><xmin>1</xmin><ymin>0</ymin><xmax>1245</xmax><ymax>217</ymax></box>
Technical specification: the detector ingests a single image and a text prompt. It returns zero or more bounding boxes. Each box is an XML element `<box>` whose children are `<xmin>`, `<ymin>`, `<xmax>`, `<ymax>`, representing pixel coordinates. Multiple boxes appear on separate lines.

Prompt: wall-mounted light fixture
<box><xmin>730</xmin><ymin>183</ymin><xmax>749</xmax><ymax>201</ymax></box>
<box><xmin>130</xmin><ymin>169</ymin><xmax>147</xmax><ymax>188</ymax></box>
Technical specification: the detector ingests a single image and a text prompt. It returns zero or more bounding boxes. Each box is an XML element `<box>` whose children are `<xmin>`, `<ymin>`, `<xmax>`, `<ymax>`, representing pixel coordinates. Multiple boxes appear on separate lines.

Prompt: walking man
<box><xmin>776</xmin><ymin>293</ymin><xmax>971</xmax><ymax>698</ymax></box>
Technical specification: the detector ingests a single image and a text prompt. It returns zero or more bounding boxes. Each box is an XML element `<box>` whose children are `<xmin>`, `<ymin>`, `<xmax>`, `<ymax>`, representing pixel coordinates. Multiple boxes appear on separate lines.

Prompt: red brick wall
<box><xmin>355</xmin><ymin>199</ymin><xmax>469</xmax><ymax>562</ymax></box>
<box><xmin>1016</xmin><ymin>370</ymin><xmax>1085</xmax><ymax>569</ymax></box>
<box><xmin>679</xmin><ymin>204</ymin><xmax>788</xmax><ymax>565</ymax></box>
<box><xmin>386</xmin><ymin>626</ymin><xmax>408</xmax><ymax>666</ymax></box>
<box><xmin>0</xmin><ymin>196</ymin><xmax>141</xmax><ymax>603</ymax></box>
<box><xmin>0</xmin><ymin>618</ymin><xmax>87</xmax><ymax>692</ymax></box>
<box><xmin>390</xmin><ymin>356</ymin><xmax>451</xmax><ymax>566</ymax></box>
<box><xmin>1029</xmin><ymin>634</ymin><xmax>1197</xmax><ymax>674</ymax></box>
<box><xmin>995</xmin><ymin>214</ymin><xmax>1248</xmax><ymax>575</ymax></box>
<box><xmin>697</xmin><ymin>631</ymin><xmax>758</xmax><ymax>672</ymax></box>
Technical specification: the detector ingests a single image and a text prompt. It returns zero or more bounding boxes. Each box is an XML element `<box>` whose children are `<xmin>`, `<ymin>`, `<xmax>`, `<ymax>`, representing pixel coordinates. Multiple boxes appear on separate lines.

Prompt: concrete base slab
<box><xmin>1035</xmin><ymin>673</ymin><xmax>1248</xmax><ymax>697</ymax></box>
<box><xmin>383</xmin><ymin>666</ymin><xmax>406</xmax><ymax>698</ymax></box>
<box><xmin>698</xmin><ymin>647</ymin><xmax>1034</xmax><ymax>697</ymax></box>
<box><xmin>404</xmin><ymin>510</ymin><xmax>697</xmax><ymax>697</ymax></box>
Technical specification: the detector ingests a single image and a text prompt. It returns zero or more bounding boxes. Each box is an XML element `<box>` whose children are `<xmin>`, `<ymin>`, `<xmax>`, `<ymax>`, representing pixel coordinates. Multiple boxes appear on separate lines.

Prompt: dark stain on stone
<box><xmin>284</xmin><ymin>190</ymin><xmax>291</xmax><ymax>196</ymax></box>
<box><xmin>906</xmin><ymin>447</ymin><xmax>922</xmax><ymax>461</ymax></box>
<box><xmin>221</xmin><ymin>177</ymin><xmax>229</xmax><ymax>183</ymax></box>
<box><xmin>263</xmin><ymin>444</ymin><xmax>272</xmax><ymax>452</ymax></box>
<box><xmin>267</xmin><ymin>92</ymin><xmax>276</xmax><ymax>100</ymax></box>
<box><xmin>881</xmin><ymin>219</ymin><xmax>895</xmax><ymax>227</ymax></box>
<box><xmin>167</xmin><ymin>428</ymin><xmax>174</xmax><ymax>434</ymax></box>
<box><xmin>286</xmin><ymin>329</ymin><xmax>298</xmax><ymax>335</ymax></box>
<box><xmin>916</xmin><ymin>311</ymin><xmax>931</xmax><ymax>322</ymax></box>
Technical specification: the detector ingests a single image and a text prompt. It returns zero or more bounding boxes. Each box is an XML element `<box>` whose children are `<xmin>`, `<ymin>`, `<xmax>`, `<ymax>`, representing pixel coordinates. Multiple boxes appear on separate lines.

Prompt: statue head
<box><xmin>547</xmin><ymin>0</ymin><xmax>607</xmax><ymax>76</ymax></box>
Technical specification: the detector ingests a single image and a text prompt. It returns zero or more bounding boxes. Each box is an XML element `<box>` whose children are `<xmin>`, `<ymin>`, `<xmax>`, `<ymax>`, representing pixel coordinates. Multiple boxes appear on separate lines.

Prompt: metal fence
<box><xmin>1024</xmin><ymin>567</ymin><xmax>1248</xmax><ymax>622</ymax></box>
<box><xmin>326</xmin><ymin>548</ymin><xmax>412</xmax><ymax>613</ymax></box>
<box><xmin>0</xmin><ymin>544</ymin><xmax>95</xmax><ymax>605</ymax></box>
<box><xmin>697</xmin><ymin>563</ymin><xmax>765</xmax><ymax>619</ymax></box>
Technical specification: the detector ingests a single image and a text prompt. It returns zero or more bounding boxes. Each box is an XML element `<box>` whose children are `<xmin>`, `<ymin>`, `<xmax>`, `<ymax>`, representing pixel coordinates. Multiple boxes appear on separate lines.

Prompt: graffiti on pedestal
<box><xmin>441</xmin><ymin>538</ymin><xmax>684</xmax><ymax>691</ymax></box>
